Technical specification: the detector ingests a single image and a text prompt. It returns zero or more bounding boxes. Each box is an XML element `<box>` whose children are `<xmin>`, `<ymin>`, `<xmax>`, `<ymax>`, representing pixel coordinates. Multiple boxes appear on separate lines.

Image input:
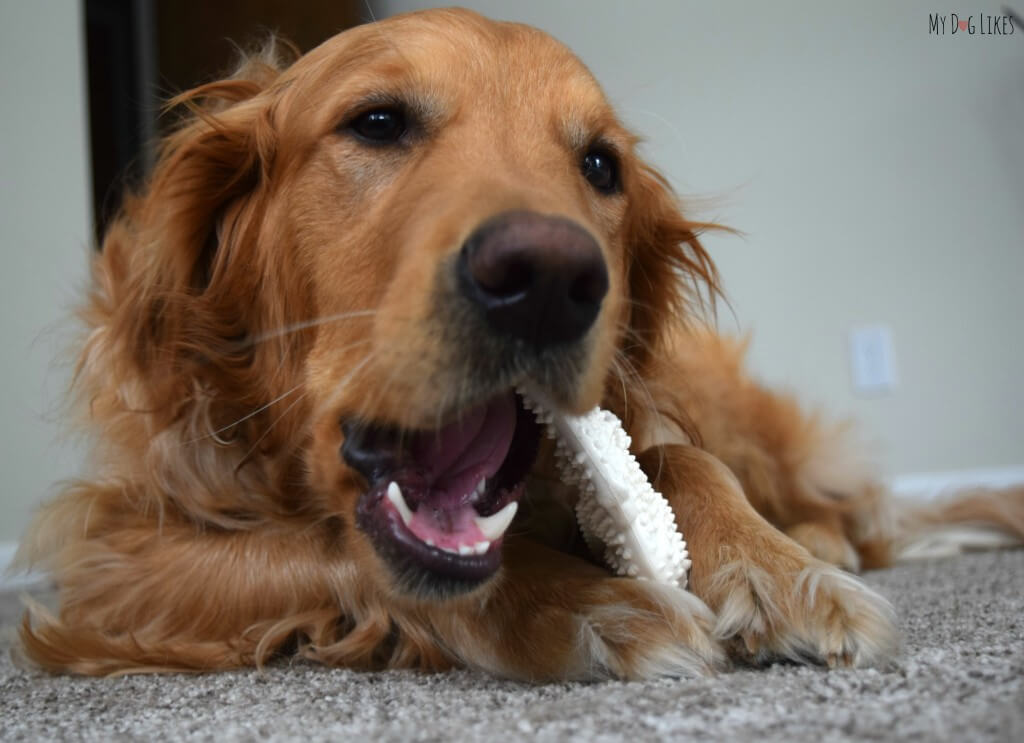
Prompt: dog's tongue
<box><xmin>412</xmin><ymin>393</ymin><xmax>517</xmax><ymax>503</ymax></box>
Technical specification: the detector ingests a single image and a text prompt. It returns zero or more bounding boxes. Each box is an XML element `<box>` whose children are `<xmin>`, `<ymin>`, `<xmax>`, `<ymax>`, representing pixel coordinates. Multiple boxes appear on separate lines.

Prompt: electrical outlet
<box><xmin>848</xmin><ymin>325</ymin><xmax>897</xmax><ymax>395</ymax></box>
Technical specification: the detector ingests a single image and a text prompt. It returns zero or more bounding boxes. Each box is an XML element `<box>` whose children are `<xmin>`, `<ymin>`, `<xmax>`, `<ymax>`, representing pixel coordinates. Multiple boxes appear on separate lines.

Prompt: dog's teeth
<box><xmin>473</xmin><ymin>541</ymin><xmax>490</xmax><ymax>555</ymax></box>
<box><xmin>386</xmin><ymin>481</ymin><xmax>413</xmax><ymax>526</ymax></box>
<box><xmin>475</xmin><ymin>478</ymin><xmax>486</xmax><ymax>496</ymax></box>
<box><xmin>473</xmin><ymin>501</ymin><xmax>518</xmax><ymax>541</ymax></box>
<box><xmin>458</xmin><ymin>545</ymin><xmax>473</xmax><ymax>556</ymax></box>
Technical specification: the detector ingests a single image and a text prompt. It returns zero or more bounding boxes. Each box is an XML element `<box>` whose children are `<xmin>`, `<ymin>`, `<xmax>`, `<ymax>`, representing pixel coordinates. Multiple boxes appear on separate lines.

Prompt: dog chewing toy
<box><xmin>518</xmin><ymin>389</ymin><xmax>690</xmax><ymax>588</ymax></box>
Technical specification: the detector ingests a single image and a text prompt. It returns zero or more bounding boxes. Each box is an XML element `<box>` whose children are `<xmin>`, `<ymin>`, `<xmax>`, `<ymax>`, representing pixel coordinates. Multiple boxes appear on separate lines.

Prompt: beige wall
<box><xmin>0</xmin><ymin>1</ymin><xmax>91</xmax><ymax>542</ymax></box>
<box><xmin>378</xmin><ymin>0</ymin><xmax>1024</xmax><ymax>476</ymax></box>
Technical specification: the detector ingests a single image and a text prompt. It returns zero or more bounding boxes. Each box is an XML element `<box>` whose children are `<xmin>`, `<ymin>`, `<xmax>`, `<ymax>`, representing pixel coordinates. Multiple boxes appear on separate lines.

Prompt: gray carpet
<box><xmin>1</xmin><ymin>550</ymin><xmax>1022</xmax><ymax>742</ymax></box>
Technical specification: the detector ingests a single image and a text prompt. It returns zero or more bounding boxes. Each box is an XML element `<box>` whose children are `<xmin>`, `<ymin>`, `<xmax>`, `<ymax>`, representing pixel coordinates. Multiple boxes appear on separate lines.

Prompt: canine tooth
<box><xmin>386</xmin><ymin>481</ymin><xmax>413</xmax><ymax>526</ymax></box>
<box><xmin>425</xmin><ymin>538</ymin><xmax>436</xmax><ymax>548</ymax></box>
<box><xmin>473</xmin><ymin>501</ymin><xmax>518</xmax><ymax>541</ymax></box>
<box><xmin>475</xmin><ymin>478</ymin><xmax>487</xmax><ymax>496</ymax></box>
<box><xmin>458</xmin><ymin>545</ymin><xmax>473</xmax><ymax>556</ymax></box>
<box><xmin>473</xmin><ymin>541</ymin><xmax>490</xmax><ymax>555</ymax></box>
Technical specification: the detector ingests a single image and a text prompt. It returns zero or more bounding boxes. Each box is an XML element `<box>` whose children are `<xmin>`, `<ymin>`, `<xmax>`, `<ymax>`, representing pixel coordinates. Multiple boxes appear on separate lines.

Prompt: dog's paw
<box><xmin>569</xmin><ymin>578</ymin><xmax>724</xmax><ymax>680</ymax></box>
<box><xmin>785</xmin><ymin>521</ymin><xmax>862</xmax><ymax>573</ymax></box>
<box><xmin>704</xmin><ymin>549</ymin><xmax>898</xmax><ymax>668</ymax></box>
<box><xmin>435</xmin><ymin>569</ymin><xmax>724</xmax><ymax>681</ymax></box>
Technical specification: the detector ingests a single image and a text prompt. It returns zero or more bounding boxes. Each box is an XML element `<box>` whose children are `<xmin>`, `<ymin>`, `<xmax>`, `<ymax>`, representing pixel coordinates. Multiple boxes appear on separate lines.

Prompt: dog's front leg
<box><xmin>422</xmin><ymin>538</ymin><xmax>722</xmax><ymax>681</ymax></box>
<box><xmin>638</xmin><ymin>445</ymin><xmax>899</xmax><ymax>667</ymax></box>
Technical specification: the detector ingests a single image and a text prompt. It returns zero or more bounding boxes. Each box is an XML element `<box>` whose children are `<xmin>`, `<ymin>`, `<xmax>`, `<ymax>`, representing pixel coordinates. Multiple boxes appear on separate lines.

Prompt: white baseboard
<box><xmin>0</xmin><ymin>541</ymin><xmax>47</xmax><ymax>592</ymax></box>
<box><xmin>888</xmin><ymin>466</ymin><xmax>1024</xmax><ymax>499</ymax></box>
<box><xmin>2</xmin><ymin>466</ymin><xmax>1021</xmax><ymax>591</ymax></box>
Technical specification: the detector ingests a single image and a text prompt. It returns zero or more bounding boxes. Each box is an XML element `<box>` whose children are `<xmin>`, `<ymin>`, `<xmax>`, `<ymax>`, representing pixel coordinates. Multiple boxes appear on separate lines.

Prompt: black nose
<box><xmin>456</xmin><ymin>211</ymin><xmax>609</xmax><ymax>348</ymax></box>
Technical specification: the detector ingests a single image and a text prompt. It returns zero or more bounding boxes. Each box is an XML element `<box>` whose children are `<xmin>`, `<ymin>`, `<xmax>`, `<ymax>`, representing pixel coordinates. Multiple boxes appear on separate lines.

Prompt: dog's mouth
<box><xmin>344</xmin><ymin>391</ymin><xmax>542</xmax><ymax>594</ymax></box>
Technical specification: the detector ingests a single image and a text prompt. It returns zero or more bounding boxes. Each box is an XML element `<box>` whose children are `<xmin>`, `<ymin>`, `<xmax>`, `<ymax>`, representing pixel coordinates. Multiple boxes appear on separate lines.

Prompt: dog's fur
<box><xmin>18</xmin><ymin>9</ymin><xmax>1024</xmax><ymax>680</ymax></box>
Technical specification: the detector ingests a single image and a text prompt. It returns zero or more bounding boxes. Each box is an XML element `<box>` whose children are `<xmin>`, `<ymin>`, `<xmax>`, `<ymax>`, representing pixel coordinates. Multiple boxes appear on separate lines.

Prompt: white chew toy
<box><xmin>518</xmin><ymin>388</ymin><xmax>691</xmax><ymax>588</ymax></box>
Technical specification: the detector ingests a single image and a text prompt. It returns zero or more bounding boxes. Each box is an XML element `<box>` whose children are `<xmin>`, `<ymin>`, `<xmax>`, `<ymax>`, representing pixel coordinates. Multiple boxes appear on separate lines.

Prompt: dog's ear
<box><xmin>94</xmin><ymin>46</ymin><xmax>297</xmax><ymax>406</ymax></box>
<box><xmin>622</xmin><ymin>165</ymin><xmax>722</xmax><ymax>364</ymax></box>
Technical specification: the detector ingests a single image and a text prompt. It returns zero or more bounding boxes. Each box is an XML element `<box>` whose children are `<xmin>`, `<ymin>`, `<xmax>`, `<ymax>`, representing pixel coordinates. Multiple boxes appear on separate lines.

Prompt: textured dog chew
<box><xmin>518</xmin><ymin>389</ymin><xmax>691</xmax><ymax>588</ymax></box>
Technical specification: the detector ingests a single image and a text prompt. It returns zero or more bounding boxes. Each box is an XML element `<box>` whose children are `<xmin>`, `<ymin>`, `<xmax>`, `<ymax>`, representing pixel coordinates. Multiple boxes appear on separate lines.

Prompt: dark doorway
<box><xmin>84</xmin><ymin>0</ymin><xmax>363</xmax><ymax>243</ymax></box>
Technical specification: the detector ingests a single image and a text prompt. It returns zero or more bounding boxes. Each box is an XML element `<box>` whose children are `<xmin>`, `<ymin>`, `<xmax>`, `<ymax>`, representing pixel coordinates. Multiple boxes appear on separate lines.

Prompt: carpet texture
<box><xmin>2</xmin><ymin>550</ymin><xmax>1022</xmax><ymax>742</ymax></box>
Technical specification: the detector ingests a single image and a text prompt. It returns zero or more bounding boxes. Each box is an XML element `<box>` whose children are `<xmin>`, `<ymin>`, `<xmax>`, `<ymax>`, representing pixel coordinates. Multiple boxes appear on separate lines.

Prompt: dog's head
<box><xmin>90</xmin><ymin>9</ymin><xmax>717</xmax><ymax>599</ymax></box>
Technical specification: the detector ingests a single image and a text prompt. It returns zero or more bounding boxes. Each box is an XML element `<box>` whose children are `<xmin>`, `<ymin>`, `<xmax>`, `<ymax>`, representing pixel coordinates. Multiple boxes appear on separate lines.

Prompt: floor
<box><xmin>1</xmin><ymin>550</ymin><xmax>1022</xmax><ymax>742</ymax></box>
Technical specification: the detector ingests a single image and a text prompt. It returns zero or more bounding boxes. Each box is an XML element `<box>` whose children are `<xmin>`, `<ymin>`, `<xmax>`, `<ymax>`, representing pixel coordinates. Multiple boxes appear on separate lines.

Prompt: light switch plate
<box><xmin>849</xmin><ymin>325</ymin><xmax>897</xmax><ymax>394</ymax></box>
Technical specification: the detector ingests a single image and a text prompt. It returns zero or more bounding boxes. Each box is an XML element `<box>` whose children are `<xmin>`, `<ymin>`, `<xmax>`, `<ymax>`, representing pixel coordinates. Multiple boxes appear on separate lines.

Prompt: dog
<box><xmin>18</xmin><ymin>8</ymin><xmax>1023</xmax><ymax>680</ymax></box>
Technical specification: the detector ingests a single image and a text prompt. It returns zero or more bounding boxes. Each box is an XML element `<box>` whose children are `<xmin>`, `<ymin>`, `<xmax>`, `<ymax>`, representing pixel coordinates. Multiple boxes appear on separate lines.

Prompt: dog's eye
<box><xmin>349</xmin><ymin>108</ymin><xmax>407</xmax><ymax>143</ymax></box>
<box><xmin>581</xmin><ymin>148</ymin><xmax>620</xmax><ymax>194</ymax></box>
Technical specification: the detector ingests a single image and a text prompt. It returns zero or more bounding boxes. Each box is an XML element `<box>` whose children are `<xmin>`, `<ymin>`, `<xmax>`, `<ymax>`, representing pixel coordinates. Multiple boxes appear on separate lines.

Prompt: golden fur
<box><xmin>17</xmin><ymin>9</ymin><xmax>1024</xmax><ymax>680</ymax></box>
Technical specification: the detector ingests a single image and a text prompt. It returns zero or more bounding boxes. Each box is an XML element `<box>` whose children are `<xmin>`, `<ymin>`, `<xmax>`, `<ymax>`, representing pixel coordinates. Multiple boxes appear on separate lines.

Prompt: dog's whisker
<box><xmin>186</xmin><ymin>338</ymin><xmax>373</xmax><ymax>447</ymax></box>
<box><xmin>622</xmin><ymin>106</ymin><xmax>687</xmax><ymax>151</ymax></box>
<box><xmin>243</xmin><ymin>310</ymin><xmax>378</xmax><ymax>349</ymax></box>
<box><xmin>609</xmin><ymin>356</ymin><xmax>632</xmax><ymax>421</ymax></box>
<box><xmin>612</xmin><ymin>348</ymin><xmax>658</xmax><ymax>421</ymax></box>
<box><xmin>236</xmin><ymin>389</ymin><xmax>310</xmax><ymax>470</ymax></box>
<box><xmin>185</xmin><ymin>382</ymin><xmax>304</xmax><ymax>446</ymax></box>
<box><xmin>317</xmin><ymin>352</ymin><xmax>379</xmax><ymax>421</ymax></box>
<box><xmin>360</xmin><ymin>0</ymin><xmax>377</xmax><ymax>24</ymax></box>
<box><xmin>611</xmin><ymin>347</ymin><xmax>672</xmax><ymax>481</ymax></box>
<box><xmin>353</xmin><ymin>347</ymin><xmax>416</xmax><ymax>433</ymax></box>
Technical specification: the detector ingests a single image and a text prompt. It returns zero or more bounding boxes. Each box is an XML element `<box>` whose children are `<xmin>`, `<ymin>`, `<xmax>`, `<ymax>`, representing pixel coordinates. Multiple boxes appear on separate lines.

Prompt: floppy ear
<box><xmin>94</xmin><ymin>48</ymin><xmax>295</xmax><ymax>410</ymax></box>
<box><xmin>622</xmin><ymin>165</ymin><xmax>722</xmax><ymax>365</ymax></box>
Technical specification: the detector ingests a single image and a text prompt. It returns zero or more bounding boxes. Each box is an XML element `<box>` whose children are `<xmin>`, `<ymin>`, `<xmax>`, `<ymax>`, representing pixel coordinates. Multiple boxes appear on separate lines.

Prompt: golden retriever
<box><xmin>18</xmin><ymin>8</ymin><xmax>1023</xmax><ymax>680</ymax></box>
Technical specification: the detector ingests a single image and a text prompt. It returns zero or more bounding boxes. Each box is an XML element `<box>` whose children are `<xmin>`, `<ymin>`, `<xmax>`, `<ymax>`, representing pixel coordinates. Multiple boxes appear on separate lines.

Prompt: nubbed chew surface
<box><xmin>519</xmin><ymin>389</ymin><xmax>690</xmax><ymax>588</ymax></box>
